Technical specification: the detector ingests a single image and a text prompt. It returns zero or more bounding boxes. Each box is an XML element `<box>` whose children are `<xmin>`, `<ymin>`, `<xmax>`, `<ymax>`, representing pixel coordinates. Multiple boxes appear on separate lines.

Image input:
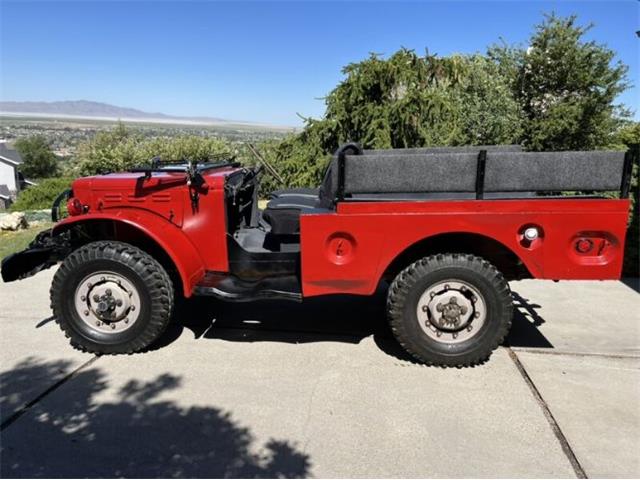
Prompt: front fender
<box><xmin>52</xmin><ymin>211</ymin><xmax>206</xmax><ymax>297</ymax></box>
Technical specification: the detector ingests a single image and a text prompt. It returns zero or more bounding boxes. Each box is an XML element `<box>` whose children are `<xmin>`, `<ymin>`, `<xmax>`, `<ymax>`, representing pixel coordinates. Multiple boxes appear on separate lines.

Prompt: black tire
<box><xmin>387</xmin><ymin>253</ymin><xmax>512</xmax><ymax>367</ymax></box>
<box><xmin>50</xmin><ymin>241</ymin><xmax>174</xmax><ymax>354</ymax></box>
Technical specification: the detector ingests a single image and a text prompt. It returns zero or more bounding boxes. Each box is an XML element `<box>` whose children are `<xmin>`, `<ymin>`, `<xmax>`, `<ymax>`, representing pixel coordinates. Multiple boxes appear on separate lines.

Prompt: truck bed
<box><xmin>299</xmin><ymin>197</ymin><xmax>630</xmax><ymax>297</ymax></box>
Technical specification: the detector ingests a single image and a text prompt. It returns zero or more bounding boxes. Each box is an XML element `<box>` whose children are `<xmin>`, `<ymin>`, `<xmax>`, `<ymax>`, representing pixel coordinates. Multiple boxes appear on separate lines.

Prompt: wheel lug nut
<box><xmin>80</xmin><ymin>295</ymin><xmax>86</xmax><ymax>301</ymax></box>
<box><xmin>84</xmin><ymin>310</ymin><xmax>89</xmax><ymax>316</ymax></box>
<box><xmin>474</xmin><ymin>312</ymin><xmax>480</xmax><ymax>318</ymax></box>
<box><xmin>96</xmin><ymin>321</ymin><xmax>101</xmax><ymax>326</ymax></box>
<box><xmin>429</xmin><ymin>292</ymin><xmax>436</xmax><ymax>298</ymax></box>
<box><xmin>116</xmin><ymin>300</ymin><xmax>123</xmax><ymax>307</ymax></box>
<box><xmin>422</xmin><ymin>305</ymin><xmax>428</xmax><ymax>312</ymax></box>
<box><xmin>130</xmin><ymin>305</ymin><xmax>136</xmax><ymax>311</ymax></box>
<box><xmin>444</xmin><ymin>284</ymin><xmax>450</xmax><ymax>290</ymax></box>
<box><xmin>124</xmin><ymin>318</ymin><xmax>129</xmax><ymax>324</ymax></box>
<box><xmin>111</xmin><ymin>324</ymin><xmax>116</xmax><ymax>330</ymax></box>
<box><xmin>105</xmin><ymin>289</ymin><xmax>112</xmax><ymax>296</ymax></box>
<box><xmin>93</xmin><ymin>295</ymin><xmax>100</xmax><ymax>302</ymax></box>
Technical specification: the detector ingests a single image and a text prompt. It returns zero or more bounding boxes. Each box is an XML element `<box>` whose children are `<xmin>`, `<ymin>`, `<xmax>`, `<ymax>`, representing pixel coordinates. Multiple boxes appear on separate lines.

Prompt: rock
<box><xmin>0</xmin><ymin>212</ymin><xmax>29</xmax><ymax>231</ymax></box>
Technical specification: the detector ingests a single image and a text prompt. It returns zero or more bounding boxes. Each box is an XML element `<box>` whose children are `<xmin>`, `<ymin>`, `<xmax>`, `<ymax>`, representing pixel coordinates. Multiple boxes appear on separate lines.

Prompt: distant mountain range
<box><xmin>0</xmin><ymin>100</ymin><xmax>291</xmax><ymax>129</ymax></box>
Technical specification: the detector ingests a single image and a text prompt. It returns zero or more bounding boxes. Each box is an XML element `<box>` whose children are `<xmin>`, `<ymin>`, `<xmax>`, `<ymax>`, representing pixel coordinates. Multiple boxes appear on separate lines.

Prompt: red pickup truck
<box><xmin>1</xmin><ymin>144</ymin><xmax>634</xmax><ymax>367</ymax></box>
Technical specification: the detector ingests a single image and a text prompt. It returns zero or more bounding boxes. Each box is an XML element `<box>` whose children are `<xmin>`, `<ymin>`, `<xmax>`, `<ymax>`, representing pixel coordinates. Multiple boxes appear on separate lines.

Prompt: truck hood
<box><xmin>74</xmin><ymin>172</ymin><xmax>188</xmax><ymax>191</ymax></box>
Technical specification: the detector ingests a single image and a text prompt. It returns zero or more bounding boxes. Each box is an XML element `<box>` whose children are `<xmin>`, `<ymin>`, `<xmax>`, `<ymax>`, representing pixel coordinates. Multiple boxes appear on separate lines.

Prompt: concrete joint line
<box><xmin>507</xmin><ymin>347</ymin><xmax>588</xmax><ymax>479</ymax></box>
<box><xmin>0</xmin><ymin>355</ymin><xmax>100</xmax><ymax>432</ymax></box>
<box><xmin>511</xmin><ymin>347</ymin><xmax>639</xmax><ymax>360</ymax></box>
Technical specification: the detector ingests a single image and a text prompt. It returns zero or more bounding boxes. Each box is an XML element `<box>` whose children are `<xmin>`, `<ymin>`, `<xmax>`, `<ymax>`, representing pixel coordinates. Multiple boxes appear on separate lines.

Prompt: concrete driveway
<box><xmin>1</xmin><ymin>269</ymin><xmax>638</xmax><ymax>478</ymax></box>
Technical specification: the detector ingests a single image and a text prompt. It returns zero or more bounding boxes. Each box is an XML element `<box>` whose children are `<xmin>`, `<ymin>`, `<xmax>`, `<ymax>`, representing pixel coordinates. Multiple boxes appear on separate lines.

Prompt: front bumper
<box><xmin>1</xmin><ymin>189</ymin><xmax>74</xmax><ymax>283</ymax></box>
<box><xmin>1</xmin><ymin>229</ymin><xmax>70</xmax><ymax>282</ymax></box>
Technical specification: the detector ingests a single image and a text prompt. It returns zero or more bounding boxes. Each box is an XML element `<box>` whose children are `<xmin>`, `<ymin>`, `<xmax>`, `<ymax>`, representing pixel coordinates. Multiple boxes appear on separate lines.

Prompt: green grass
<box><xmin>0</xmin><ymin>222</ymin><xmax>53</xmax><ymax>259</ymax></box>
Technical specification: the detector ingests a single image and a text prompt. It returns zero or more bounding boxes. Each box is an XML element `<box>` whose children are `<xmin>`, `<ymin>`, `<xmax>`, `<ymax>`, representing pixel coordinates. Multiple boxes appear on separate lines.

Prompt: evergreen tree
<box><xmin>490</xmin><ymin>14</ymin><xmax>630</xmax><ymax>151</ymax></box>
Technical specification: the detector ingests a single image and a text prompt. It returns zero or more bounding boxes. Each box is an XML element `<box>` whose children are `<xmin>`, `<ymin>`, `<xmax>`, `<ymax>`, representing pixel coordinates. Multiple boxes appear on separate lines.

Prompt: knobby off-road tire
<box><xmin>387</xmin><ymin>253</ymin><xmax>512</xmax><ymax>367</ymax></box>
<box><xmin>51</xmin><ymin>241</ymin><xmax>174</xmax><ymax>354</ymax></box>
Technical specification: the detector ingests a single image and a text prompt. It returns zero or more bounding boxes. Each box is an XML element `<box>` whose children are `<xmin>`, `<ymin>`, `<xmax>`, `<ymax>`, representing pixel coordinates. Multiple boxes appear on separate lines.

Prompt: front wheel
<box><xmin>51</xmin><ymin>241</ymin><xmax>174</xmax><ymax>354</ymax></box>
<box><xmin>387</xmin><ymin>253</ymin><xmax>513</xmax><ymax>367</ymax></box>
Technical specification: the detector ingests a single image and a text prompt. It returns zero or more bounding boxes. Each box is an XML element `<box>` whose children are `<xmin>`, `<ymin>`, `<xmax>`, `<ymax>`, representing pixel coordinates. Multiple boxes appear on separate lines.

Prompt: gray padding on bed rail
<box><xmin>364</xmin><ymin>145</ymin><xmax>521</xmax><ymax>155</ymax></box>
<box><xmin>485</xmin><ymin>151</ymin><xmax>625</xmax><ymax>192</ymax></box>
<box><xmin>344</xmin><ymin>153</ymin><xmax>478</xmax><ymax>193</ymax></box>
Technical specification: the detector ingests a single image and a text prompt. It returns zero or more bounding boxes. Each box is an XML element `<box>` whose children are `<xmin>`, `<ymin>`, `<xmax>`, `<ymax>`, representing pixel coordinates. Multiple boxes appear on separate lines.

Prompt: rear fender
<box><xmin>53</xmin><ymin>211</ymin><xmax>205</xmax><ymax>297</ymax></box>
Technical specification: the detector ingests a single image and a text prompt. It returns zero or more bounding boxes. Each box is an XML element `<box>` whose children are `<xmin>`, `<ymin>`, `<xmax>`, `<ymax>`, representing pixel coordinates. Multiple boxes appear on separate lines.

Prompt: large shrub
<box><xmin>10</xmin><ymin>177</ymin><xmax>74</xmax><ymax>211</ymax></box>
<box><xmin>14</xmin><ymin>135</ymin><xmax>58</xmax><ymax>178</ymax></box>
<box><xmin>323</xmin><ymin>51</ymin><xmax>523</xmax><ymax>149</ymax></box>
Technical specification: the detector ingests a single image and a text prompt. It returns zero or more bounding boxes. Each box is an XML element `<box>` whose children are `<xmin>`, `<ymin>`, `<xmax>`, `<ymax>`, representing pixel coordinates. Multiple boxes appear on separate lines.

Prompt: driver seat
<box><xmin>262</xmin><ymin>143</ymin><xmax>363</xmax><ymax>235</ymax></box>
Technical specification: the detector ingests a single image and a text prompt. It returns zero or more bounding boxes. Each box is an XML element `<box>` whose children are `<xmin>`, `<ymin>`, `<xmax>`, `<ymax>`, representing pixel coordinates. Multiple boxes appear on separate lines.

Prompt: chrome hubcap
<box><xmin>74</xmin><ymin>271</ymin><xmax>141</xmax><ymax>334</ymax></box>
<box><xmin>416</xmin><ymin>280</ymin><xmax>486</xmax><ymax>344</ymax></box>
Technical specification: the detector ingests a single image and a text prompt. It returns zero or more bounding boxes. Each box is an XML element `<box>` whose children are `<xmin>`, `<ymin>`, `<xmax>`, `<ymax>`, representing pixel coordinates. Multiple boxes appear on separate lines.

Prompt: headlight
<box><xmin>66</xmin><ymin>198</ymin><xmax>84</xmax><ymax>216</ymax></box>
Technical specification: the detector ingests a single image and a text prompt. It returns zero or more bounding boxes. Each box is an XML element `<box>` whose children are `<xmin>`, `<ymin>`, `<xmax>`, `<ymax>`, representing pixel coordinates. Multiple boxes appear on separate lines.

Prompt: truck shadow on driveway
<box><xmin>507</xmin><ymin>292</ymin><xmax>554</xmax><ymax>349</ymax></box>
<box><xmin>0</xmin><ymin>357</ymin><xmax>311</xmax><ymax>478</ymax></box>
<box><xmin>160</xmin><ymin>287</ymin><xmax>553</xmax><ymax>360</ymax></box>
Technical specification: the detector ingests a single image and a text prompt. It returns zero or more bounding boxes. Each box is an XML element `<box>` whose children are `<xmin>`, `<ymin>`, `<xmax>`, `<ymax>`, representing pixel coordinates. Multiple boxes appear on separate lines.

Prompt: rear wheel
<box><xmin>51</xmin><ymin>241</ymin><xmax>174</xmax><ymax>354</ymax></box>
<box><xmin>387</xmin><ymin>253</ymin><xmax>512</xmax><ymax>367</ymax></box>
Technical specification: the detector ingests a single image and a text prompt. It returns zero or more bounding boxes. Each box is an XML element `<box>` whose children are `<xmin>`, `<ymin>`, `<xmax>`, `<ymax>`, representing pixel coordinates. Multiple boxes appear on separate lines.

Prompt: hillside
<box><xmin>0</xmin><ymin>100</ymin><xmax>284</xmax><ymax>128</ymax></box>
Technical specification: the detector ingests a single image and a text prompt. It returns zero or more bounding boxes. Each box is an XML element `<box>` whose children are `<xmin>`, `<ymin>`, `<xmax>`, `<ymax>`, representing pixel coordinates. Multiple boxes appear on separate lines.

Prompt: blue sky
<box><xmin>1</xmin><ymin>1</ymin><xmax>638</xmax><ymax>126</ymax></box>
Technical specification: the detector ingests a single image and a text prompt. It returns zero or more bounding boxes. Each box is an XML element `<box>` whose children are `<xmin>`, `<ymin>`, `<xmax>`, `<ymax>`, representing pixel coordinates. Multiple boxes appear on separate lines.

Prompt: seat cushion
<box><xmin>262</xmin><ymin>196</ymin><xmax>321</xmax><ymax>235</ymax></box>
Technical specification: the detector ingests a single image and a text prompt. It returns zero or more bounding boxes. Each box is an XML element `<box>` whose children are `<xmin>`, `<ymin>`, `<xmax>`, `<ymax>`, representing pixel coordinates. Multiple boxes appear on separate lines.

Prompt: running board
<box><xmin>193</xmin><ymin>272</ymin><xmax>302</xmax><ymax>302</ymax></box>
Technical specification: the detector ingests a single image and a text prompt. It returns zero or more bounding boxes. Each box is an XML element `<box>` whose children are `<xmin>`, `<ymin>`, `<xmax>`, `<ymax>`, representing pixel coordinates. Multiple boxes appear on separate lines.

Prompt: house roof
<box><xmin>0</xmin><ymin>143</ymin><xmax>23</xmax><ymax>165</ymax></box>
<box><xmin>0</xmin><ymin>184</ymin><xmax>11</xmax><ymax>199</ymax></box>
